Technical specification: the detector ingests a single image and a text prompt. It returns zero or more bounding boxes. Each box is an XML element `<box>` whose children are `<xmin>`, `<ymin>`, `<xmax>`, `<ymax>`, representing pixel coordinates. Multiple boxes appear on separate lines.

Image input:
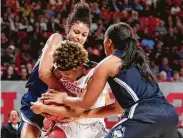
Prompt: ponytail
<box><xmin>122</xmin><ymin>37</ymin><xmax>156</xmax><ymax>82</ymax></box>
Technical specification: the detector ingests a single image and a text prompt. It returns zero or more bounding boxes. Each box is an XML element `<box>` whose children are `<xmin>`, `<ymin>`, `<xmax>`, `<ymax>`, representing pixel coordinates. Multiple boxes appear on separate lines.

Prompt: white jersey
<box><xmin>55</xmin><ymin>68</ymin><xmax>110</xmax><ymax>138</ymax></box>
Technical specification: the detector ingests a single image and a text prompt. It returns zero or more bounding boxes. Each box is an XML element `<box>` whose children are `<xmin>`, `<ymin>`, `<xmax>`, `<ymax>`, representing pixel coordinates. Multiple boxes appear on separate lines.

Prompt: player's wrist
<box><xmin>40</xmin><ymin>104</ymin><xmax>46</xmax><ymax>113</ymax></box>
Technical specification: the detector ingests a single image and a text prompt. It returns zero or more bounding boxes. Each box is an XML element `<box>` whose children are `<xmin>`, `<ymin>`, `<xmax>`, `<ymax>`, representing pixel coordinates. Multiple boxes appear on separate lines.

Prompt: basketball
<box><xmin>48</xmin><ymin>126</ymin><xmax>67</xmax><ymax>138</ymax></box>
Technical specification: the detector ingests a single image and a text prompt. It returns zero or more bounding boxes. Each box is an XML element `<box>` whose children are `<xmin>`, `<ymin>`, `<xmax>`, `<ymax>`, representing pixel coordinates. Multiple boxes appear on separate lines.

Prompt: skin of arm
<box><xmin>39</xmin><ymin>33</ymin><xmax>64</xmax><ymax>90</ymax></box>
<box><xmin>30</xmin><ymin>101</ymin><xmax>85</xmax><ymax>118</ymax></box>
<box><xmin>81</xmin><ymin>100</ymin><xmax>124</xmax><ymax>118</ymax></box>
<box><xmin>31</xmin><ymin>93</ymin><xmax>124</xmax><ymax>119</ymax></box>
<box><xmin>63</xmin><ymin>57</ymin><xmax>117</xmax><ymax>109</ymax></box>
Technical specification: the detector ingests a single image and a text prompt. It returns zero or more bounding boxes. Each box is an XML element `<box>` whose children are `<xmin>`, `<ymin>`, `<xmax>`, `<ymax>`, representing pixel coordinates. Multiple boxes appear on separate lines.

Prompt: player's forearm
<box><xmin>63</xmin><ymin>96</ymin><xmax>88</xmax><ymax>109</ymax></box>
<box><xmin>41</xmin><ymin>105</ymin><xmax>78</xmax><ymax>117</ymax></box>
<box><xmin>40</xmin><ymin>73</ymin><xmax>64</xmax><ymax>90</ymax></box>
<box><xmin>82</xmin><ymin>102</ymin><xmax>124</xmax><ymax>118</ymax></box>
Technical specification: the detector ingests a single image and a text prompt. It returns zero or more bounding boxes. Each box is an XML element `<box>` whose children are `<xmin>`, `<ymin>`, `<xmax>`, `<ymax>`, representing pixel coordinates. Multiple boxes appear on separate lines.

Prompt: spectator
<box><xmin>122</xmin><ymin>0</ymin><xmax>132</xmax><ymax>11</ymax></box>
<box><xmin>26</xmin><ymin>63</ymin><xmax>33</xmax><ymax>76</ymax></box>
<box><xmin>47</xmin><ymin>16</ymin><xmax>60</xmax><ymax>32</ymax></box>
<box><xmin>15</xmin><ymin>40</ymin><xmax>33</xmax><ymax>70</ymax></box>
<box><xmin>1</xmin><ymin>65</ymin><xmax>18</xmax><ymax>80</ymax></box>
<box><xmin>140</xmin><ymin>2</ymin><xmax>153</xmax><ymax>17</ymax></box>
<box><xmin>18</xmin><ymin>66</ymin><xmax>28</xmax><ymax>80</ymax></box>
<box><xmin>1</xmin><ymin>45</ymin><xmax>16</xmax><ymax>66</ymax></box>
<box><xmin>36</xmin><ymin>16</ymin><xmax>47</xmax><ymax>32</ymax></box>
<box><xmin>91</xmin><ymin>2</ymin><xmax>101</xmax><ymax>14</ymax></box>
<box><xmin>20</xmin><ymin>3</ymin><xmax>32</xmax><ymax>17</ymax></box>
<box><xmin>144</xmin><ymin>45</ymin><xmax>152</xmax><ymax>58</ymax></box>
<box><xmin>133</xmin><ymin>0</ymin><xmax>143</xmax><ymax>11</ymax></box>
<box><xmin>159</xmin><ymin>57</ymin><xmax>173</xmax><ymax>78</ymax></box>
<box><xmin>110</xmin><ymin>0</ymin><xmax>120</xmax><ymax>12</ymax></box>
<box><xmin>1</xmin><ymin>12</ymin><xmax>10</xmax><ymax>35</ymax></box>
<box><xmin>158</xmin><ymin>71</ymin><xmax>172</xmax><ymax>82</ymax></box>
<box><xmin>1</xmin><ymin>32</ymin><xmax>9</xmax><ymax>49</ymax></box>
<box><xmin>156</xmin><ymin>20</ymin><xmax>167</xmax><ymax>36</ymax></box>
<box><xmin>170</xmin><ymin>3</ymin><xmax>181</xmax><ymax>15</ymax></box>
<box><xmin>172</xmin><ymin>70</ymin><xmax>181</xmax><ymax>82</ymax></box>
<box><xmin>100</xmin><ymin>0</ymin><xmax>110</xmax><ymax>12</ymax></box>
<box><xmin>141</xmin><ymin>27</ymin><xmax>155</xmax><ymax>50</ymax></box>
<box><xmin>164</xmin><ymin>28</ymin><xmax>177</xmax><ymax>47</ymax></box>
<box><xmin>1</xmin><ymin>110</ymin><xmax>23</xmax><ymax>138</ymax></box>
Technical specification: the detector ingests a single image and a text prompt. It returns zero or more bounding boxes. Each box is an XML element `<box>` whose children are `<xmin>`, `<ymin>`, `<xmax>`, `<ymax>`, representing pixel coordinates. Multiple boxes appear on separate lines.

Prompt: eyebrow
<box><xmin>74</xmin><ymin>29</ymin><xmax>88</xmax><ymax>34</ymax></box>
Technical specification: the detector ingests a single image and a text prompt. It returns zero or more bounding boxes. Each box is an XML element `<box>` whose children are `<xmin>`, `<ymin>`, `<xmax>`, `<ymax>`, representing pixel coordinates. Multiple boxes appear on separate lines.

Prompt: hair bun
<box><xmin>73</xmin><ymin>2</ymin><xmax>91</xmax><ymax>18</ymax></box>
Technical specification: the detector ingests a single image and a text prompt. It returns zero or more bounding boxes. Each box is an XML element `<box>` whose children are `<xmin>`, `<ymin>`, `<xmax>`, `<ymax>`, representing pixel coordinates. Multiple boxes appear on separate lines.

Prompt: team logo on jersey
<box><xmin>60</xmin><ymin>79</ymin><xmax>85</xmax><ymax>95</ymax></box>
<box><xmin>113</xmin><ymin>126</ymin><xmax>125</xmax><ymax>138</ymax></box>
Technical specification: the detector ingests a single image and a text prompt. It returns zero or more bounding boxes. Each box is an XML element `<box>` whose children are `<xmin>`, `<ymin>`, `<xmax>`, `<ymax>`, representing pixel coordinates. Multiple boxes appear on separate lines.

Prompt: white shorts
<box><xmin>55</xmin><ymin>119</ymin><xmax>108</xmax><ymax>138</ymax></box>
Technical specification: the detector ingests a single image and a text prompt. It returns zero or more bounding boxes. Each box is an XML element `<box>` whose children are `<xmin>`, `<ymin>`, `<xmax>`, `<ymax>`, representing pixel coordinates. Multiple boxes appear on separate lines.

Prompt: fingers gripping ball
<box><xmin>48</xmin><ymin>126</ymin><xmax>67</xmax><ymax>138</ymax></box>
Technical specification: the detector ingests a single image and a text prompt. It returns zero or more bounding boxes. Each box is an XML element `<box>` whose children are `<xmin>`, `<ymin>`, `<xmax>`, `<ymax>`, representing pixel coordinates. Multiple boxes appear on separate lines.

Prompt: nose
<box><xmin>76</xmin><ymin>34</ymin><xmax>82</xmax><ymax>43</ymax></box>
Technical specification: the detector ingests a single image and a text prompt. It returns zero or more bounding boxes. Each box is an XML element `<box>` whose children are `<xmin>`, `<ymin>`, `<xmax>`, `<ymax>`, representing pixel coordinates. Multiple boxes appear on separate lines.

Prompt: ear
<box><xmin>108</xmin><ymin>39</ymin><xmax>115</xmax><ymax>52</ymax></box>
<box><xmin>108</xmin><ymin>39</ymin><xmax>112</xmax><ymax>46</ymax></box>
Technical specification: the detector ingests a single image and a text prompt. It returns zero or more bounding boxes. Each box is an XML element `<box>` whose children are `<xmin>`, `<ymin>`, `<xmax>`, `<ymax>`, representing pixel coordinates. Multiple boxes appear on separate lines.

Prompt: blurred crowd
<box><xmin>1</xmin><ymin>0</ymin><xmax>183</xmax><ymax>82</ymax></box>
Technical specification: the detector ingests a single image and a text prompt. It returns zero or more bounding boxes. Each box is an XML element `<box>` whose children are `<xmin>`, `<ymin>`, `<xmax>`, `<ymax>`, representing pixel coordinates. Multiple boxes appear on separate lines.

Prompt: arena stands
<box><xmin>1</xmin><ymin>0</ymin><xmax>183</xmax><ymax>82</ymax></box>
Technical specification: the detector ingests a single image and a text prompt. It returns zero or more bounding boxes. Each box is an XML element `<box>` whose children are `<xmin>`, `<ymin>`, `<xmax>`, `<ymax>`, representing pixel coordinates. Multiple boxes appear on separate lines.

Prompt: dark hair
<box><xmin>8</xmin><ymin>110</ymin><xmax>19</xmax><ymax>118</ymax></box>
<box><xmin>53</xmin><ymin>40</ymin><xmax>88</xmax><ymax>71</ymax></box>
<box><xmin>66</xmin><ymin>1</ymin><xmax>92</xmax><ymax>33</ymax></box>
<box><xmin>105</xmin><ymin>22</ymin><xmax>155</xmax><ymax>82</ymax></box>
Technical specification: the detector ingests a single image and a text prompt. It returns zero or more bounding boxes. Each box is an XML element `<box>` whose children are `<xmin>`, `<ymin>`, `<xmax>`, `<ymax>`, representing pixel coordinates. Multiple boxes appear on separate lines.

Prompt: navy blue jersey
<box><xmin>108</xmin><ymin>49</ymin><xmax>164</xmax><ymax>108</ymax></box>
<box><xmin>25</xmin><ymin>35</ymin><xmax>67</xmax><ymax>96</ymax></box>
<box><xmin>104</xmin><ymin>49</ymin><xmax>178</xmax><ymax>138</ymax></box>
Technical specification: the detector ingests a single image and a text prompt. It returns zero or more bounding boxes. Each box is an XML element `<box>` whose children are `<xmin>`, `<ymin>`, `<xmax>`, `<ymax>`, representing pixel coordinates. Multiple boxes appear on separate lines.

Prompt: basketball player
<box><xmin>31</xmin><ymin>40</ymin><xmax>111</xmax><ymax>138</ymax></box>
<box><xmin>20</xmin><ymin>1</ymin><xmax>93</xmax><ymax>137</ymax></box>
<box><xmin>43</xmin><ymin>22</ymin><xmax>179</xmax><ymax>138</ymax></box>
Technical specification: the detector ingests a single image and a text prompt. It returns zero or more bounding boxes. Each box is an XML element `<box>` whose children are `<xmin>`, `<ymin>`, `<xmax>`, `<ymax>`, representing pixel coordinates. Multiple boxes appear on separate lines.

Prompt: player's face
<box><xmin>53</xmin><ymin>67</ymin><xmax>82</xmax><ymax>82</ymax></box>
<box><xmin>67</xmin><ymin>22</ymin><xmax>89</xmax><ymax>45</ymax></box>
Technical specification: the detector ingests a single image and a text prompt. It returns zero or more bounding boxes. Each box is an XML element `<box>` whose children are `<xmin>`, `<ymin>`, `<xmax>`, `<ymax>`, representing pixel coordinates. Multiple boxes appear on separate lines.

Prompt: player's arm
<box><xmin>30</xmin><ymin>101</ymin><xmax>85</xmax><ymax>117</ymax></box>
<box><xmin>81</xmin><ymin>100</ymin><xmax>124</xmax><ymax>118</ymax></box>
<box><xmin>39</xmin><ymin>33</ymin><xmax>64</xmax><ymax>90</ymax></box>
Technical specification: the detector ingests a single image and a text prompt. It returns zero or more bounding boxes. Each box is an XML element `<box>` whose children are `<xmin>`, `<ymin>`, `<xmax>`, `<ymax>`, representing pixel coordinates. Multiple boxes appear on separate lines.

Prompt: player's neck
<box><xmin>76</xmin><ymin>67</ymin><xmax>86</xmax><ymax>80</ymax></box>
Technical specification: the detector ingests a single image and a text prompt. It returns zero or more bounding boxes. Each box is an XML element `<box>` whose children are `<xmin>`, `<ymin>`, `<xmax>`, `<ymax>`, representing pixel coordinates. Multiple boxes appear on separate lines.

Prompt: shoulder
<box><xmin>95</xmin><ymin>55</ymin><xmax>123</xmax><ymax>77</ymax></box>
<box><xmin>49</xmin><ymin>33</ymin><xmax>63</xmax><ymax>43</ymax></box>
<box><xmin>2</xmin><ymin>123</ymin><xmax>11</xmax><ymax>129</ymax></box>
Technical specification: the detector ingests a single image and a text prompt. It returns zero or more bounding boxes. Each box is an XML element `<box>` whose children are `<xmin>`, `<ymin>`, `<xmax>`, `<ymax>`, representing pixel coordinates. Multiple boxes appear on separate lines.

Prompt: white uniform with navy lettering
<box><xmin>54</xmin><ymin>68</ymin><xmax>110</xmax><ymax>138</ymax></box>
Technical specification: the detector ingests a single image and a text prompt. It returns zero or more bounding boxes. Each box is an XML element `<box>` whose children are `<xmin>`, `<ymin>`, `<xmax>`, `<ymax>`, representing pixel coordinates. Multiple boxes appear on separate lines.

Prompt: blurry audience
<box><xmin>1</xmin><ymin>0</ymin><xmax>183</xmax><ymax>82</ymax></box>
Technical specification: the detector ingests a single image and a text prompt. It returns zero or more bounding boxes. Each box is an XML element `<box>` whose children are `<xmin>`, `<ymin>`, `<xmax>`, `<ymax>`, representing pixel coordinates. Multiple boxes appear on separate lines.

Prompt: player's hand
<box><xmin>30</xmin><ymin>100</ymin><xmax>44</xmax><ymax>114</ymax></box>
<box><xmin>41</xmin><ymin>89</ymin><xmax>68</xmax><ymax>104</ymax></box>
<box><xmin>42</xmin><ymin>118</ymin><xmax>55</xmax><ymax>136</ymax></box>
